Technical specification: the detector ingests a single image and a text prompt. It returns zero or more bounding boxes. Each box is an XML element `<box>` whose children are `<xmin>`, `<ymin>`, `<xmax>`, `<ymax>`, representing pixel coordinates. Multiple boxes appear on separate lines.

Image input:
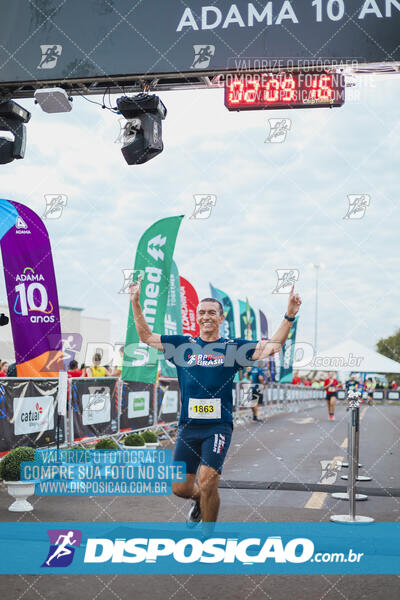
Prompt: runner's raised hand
<box><xmin>287</xmin><ymin>284</ymin><xmax>302</xmax><ymax>317</ymax></box>
<box><xmin>129</xmin><ymin>274</ymin><xmax>142</xmax><ymax>302</ymax></box>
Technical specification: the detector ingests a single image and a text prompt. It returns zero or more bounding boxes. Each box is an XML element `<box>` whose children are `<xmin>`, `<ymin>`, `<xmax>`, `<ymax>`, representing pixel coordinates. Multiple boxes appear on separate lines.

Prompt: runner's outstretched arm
<box><xmin>252</xmin><ymin>285</ymin><xmax>302</xmax><ymax>360</ymax></box>
<box><xmin>129</xmin><ymin>276</ymin><xmax>164</xmax><ymax>351</ymax></box>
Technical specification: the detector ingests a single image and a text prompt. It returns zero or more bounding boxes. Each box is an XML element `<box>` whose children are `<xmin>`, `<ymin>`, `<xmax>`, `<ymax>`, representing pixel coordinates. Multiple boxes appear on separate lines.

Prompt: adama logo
<box><xmin>15</xmin><ymin>216</ymin><xmax>31</xmax><ymax>234</ymax></box>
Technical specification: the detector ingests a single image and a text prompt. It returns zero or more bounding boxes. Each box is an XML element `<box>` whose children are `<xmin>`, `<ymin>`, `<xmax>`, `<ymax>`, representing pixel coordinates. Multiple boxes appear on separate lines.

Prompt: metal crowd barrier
<box><xmin>233</xmin><ymin>382</ymin><xmax>325</xmax><ymax>423</ymax></box>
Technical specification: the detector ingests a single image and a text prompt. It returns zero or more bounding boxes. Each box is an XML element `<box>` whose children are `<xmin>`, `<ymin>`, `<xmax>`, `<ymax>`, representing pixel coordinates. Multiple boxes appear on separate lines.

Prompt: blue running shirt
<box><xmin>160</xmin><ymin>335</ymin><xmax>257</xmax><ymax>425</ymax></box>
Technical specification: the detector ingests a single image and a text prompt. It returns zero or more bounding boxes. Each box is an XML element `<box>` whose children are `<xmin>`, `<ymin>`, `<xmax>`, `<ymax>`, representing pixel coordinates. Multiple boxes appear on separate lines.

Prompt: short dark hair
<box><xmin>199</xmin><ymin>298</ymin><xmax>224</xmax><ymax>316</ymax></box>
<box><xmin>69</xmin><ymin>360</ymin><xmax>78</xmax><ymax>370</ymax></box>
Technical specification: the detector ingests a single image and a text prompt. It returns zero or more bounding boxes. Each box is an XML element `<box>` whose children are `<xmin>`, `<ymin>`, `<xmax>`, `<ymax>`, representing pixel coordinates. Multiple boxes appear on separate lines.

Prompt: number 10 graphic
<box><xmin>14</xmin><ymin>282</ymin><xmax>51</xmax><ymax>315</ymax></box>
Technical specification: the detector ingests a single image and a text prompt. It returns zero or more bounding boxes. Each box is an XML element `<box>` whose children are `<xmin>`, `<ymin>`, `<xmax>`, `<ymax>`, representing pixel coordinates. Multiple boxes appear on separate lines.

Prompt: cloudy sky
<box><xmin>0</xmin><ymin>74</ymin><xmax>399</xmax><ymax>356</ymax></box>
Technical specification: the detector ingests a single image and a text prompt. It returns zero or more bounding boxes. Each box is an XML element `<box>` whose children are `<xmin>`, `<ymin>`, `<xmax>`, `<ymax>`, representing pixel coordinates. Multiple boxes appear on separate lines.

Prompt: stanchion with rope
<box><xmin>331</xmin><ymin>391</ymin><xmax>374</xmax><ymax>523</ymax></box>
<box><xmin>340</xmin><ymin>392</ymin><xmax>372</xmax><ymax>483</ymax></box>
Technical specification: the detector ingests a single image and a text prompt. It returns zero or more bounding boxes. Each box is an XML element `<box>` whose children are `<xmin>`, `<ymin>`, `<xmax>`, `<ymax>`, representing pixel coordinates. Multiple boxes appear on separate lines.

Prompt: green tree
<box><xmin>376</xmin><ymin>329</ymin><xmax>400</xmax><ymax>385</ymax></box>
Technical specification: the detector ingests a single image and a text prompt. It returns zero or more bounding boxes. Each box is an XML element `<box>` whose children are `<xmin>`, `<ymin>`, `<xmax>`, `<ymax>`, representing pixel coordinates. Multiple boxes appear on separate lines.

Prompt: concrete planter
<box><xmin>4</xmin><ymin>480</ymin><xmax>35</xmax><ymax>512</ymax></box>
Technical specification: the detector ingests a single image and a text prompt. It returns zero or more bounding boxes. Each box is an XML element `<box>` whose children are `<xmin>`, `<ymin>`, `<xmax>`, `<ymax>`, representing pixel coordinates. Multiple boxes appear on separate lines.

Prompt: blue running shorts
<box><xmin>173</xmin><ymin>422</ymin><xmax>233</xmax><ymax>474</ymax></box>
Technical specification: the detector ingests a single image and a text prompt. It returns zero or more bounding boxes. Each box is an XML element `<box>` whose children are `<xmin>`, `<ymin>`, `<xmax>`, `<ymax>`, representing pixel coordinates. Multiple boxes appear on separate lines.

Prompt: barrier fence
<box><xmin>0</xmin><ymin>377</ymin><xmax>397</xmax><ymax>453</ymax></box>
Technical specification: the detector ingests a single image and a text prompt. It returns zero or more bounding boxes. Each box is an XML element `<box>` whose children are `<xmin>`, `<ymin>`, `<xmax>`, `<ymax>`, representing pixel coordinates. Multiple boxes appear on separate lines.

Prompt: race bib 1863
<box><xmin>188</xmin><ymin>398</ymin><xmax>221</xmax><ymax>419</ymax></box>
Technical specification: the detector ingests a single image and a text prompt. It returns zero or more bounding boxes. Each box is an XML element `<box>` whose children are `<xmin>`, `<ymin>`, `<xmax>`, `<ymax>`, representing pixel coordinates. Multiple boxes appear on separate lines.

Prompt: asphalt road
<box><xmin>0</xmin><ymin>401</ymin><xmax>399</xmax><ymax>599</ymax></box>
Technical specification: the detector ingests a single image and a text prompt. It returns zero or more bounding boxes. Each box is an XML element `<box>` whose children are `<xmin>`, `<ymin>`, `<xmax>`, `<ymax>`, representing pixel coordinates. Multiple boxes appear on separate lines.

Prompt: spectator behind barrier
<box><xmin>87</xmin><ymin>353</ymin><xmax>107</xmax><ymax>378</ymax></box>
<box><xmin>68</xmin><ymin>359</ymin><xmax>82</xmax><ymax>378</ymax></box>
<box><xmin>112</xmin><ymin>345</ymin><xmax>124</xmax><ymax>377</ymax></box>
<box><xmin>0</xmin><ymin>360</ymin><xmax>9</xmax><ymax>377</ymax></box>
<box><xmin>6</xmin><ymin>362</ymin><xmax>17</xmax><ymax>377</ymax></box>
<box><xmin>292</xmin><ymin>371</ymin><xmax>301</xmax><ymax>385</ymax></box>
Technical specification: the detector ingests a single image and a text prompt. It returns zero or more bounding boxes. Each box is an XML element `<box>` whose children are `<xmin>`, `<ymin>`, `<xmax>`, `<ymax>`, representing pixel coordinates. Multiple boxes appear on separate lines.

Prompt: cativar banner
<box><xmin>0</xmin><ymin>199</ymin><xmax>62</xmax><ymax>377</ymax></box>
<box><xmin>210</xmin><ymin>283</ymin><xmax>235</xmax><ymax>338</ymax></box>
<box><xmin>180</xmin><ymin>276</ymin><xmax>200</xmax><ymax>337</ymax></box>
<box><xmin>122</xmin><ymin>216</ymin><xmax>184</xmax><ymax>383</ymax></box>
<box><xmin>160</xmin><ymin>260</ymin><xmax>182</xmax><ymax>378</ymax></box>
<box><xmin>0</xmin><ymin>378</ymin><xmax>63</xmax><ymax>452</ymax></box>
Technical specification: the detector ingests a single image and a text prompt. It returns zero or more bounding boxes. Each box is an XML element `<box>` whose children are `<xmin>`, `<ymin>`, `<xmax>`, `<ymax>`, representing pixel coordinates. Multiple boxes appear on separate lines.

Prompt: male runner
<box><xmin>129</xmin><ymin>278</ymin><xmax>301</xmax><ymax>530</ymax></box>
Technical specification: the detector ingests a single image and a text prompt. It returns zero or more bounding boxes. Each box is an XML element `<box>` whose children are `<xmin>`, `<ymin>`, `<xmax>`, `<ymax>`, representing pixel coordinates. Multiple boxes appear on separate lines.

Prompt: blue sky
<box><xmin>0</xmin><ymin>74</ymin><xmax>398</xmax><ymax>353</ymax></box>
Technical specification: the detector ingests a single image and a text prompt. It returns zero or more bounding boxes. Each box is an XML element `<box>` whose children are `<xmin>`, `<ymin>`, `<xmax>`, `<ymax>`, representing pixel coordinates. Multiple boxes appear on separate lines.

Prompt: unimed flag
<box><xmin>209</xmin><ymin>283</ymin><xmax>235</xmax><ymax>338</ymax></box>
<box><xmin>122</xmin><ymin>216</ymin><xmax>184</xmax><ymax>383</ymax></box>
<box><xmin>279</xmin><ymin>317</ymin><xmax>299</xmax><ymax>383</ymax></box>
<box><xmin>0</xmin><ymin>199</ymin><xmax>62</xmax><ymax>376</ymax></box>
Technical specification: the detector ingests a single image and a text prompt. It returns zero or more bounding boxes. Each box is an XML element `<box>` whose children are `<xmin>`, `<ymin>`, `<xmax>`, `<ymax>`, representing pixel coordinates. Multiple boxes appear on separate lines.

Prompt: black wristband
<box><xmin>284</xmin><ymin>314</ymin><xmax>295</xmax><ymax>322</ymax></box>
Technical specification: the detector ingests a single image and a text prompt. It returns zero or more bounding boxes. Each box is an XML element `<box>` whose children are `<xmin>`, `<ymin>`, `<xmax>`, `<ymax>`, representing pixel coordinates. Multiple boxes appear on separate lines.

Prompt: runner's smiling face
<box><xmin>196</xmin><ymin>301</ymin><xmax>225</xmax><ymax>339</ymax></box>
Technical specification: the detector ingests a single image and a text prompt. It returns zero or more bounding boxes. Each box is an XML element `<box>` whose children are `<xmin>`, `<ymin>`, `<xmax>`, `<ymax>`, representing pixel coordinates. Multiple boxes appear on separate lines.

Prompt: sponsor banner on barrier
<box><xmin>127</xmin><ymin>391</ymin><xmax>150</xmax><ymax>420</ymax></box>
<box><xmin>13</xmin><ymin>395</ymin><xmax>54</xmax><ymax>435</ymax></box>
<box><xmin>0</xmin><ymin>522</ymin><xmax>399</xmax><ymax>574</ymax></box>
<box><xmin>70</xmin><ymin>378</ymin><xmax>118</xmax><ymax>441</ymax></box>
<box><xmin>0</xmin><ymin>378</ymin><xmax>63</xmax><ymax>452</ymax></box>
<box><xmin>120</xmin><ymin>381</ymin><xmax>154</xmax><ymax>431</ymax></box>
<box><xmin>156</xmin><ymin>379</ymin><xmax>180</xmax><ymax>423</ymax></box>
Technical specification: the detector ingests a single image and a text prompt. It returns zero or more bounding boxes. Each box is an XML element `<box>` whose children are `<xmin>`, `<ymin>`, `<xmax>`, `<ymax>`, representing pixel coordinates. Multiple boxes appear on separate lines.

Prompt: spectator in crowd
<box><xmin>67</xmin><ymin>360</ymin><xmax>82</xmax><ymax>378</ymax></box>
<box><xmin>303</xmin><ymin>376</ymin><xmax>312</xmax><ymax>387</ymax></box>
<box><xmin>112</xmin><ymin>345</ymin><xmax>124</xmax><ymax>377</ymax></box>
<box><xmin>391</xmin><ymin>380</ymin><xmax>398</xmax><ymax>390</ymax></box>
<box><xmin>86</xmin><ymin>353</ymin><xmax>107</xmax><ymax>378</ymax></box>
<box><xmin>312</xmin><ymin>377</ymin><xmax>323</xmax><ymax>389</ymax></box>
<box><xmin>6</xmin><ymin>362</ymin><xmax>17</xmax><ymax>377</ymax></box>
<box><xmin>0</xmin><ymin>360</ymin><xmax>8</xmax><ymax>376</ymax></box>
<box><xmin>292</xmin><ymin>371</ymin><xmax>302</xmax><ymax>385</ymax></box>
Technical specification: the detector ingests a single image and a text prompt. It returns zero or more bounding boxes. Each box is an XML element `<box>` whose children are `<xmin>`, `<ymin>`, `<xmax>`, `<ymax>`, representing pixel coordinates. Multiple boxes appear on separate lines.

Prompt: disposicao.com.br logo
<box><xmin>83</xmin><ymin>535</ymin><xmax>362</xmax><ymax>566</ymax></box>
<box><xmin>2</xmin><ymin>522</ymin><xmax>397</xmax><ymax>574</ymax></box>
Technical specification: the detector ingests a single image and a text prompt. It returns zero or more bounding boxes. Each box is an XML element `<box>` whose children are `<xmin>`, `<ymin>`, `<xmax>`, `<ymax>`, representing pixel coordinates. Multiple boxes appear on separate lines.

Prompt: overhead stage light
<box><xmin>116</xmin><ymin>93</ymin><xmax>167</xmax><ymax>165</ymax></box>
<box><xmin>34</xmin><ymin>87</ymin><xmax>73</xmax><ymax>113</ymax></box>
<box><xmin>0</xmin><ymin>100</ymin><xmax>31</xmax><ymax>165</ymax></box>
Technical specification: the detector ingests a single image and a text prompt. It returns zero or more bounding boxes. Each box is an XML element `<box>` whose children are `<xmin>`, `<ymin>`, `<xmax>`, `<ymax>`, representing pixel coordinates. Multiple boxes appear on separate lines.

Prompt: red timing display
<box><xmin>224</xmin><ymin>72</ymin><xmax>345</xmax><ymax>111</ymax></box>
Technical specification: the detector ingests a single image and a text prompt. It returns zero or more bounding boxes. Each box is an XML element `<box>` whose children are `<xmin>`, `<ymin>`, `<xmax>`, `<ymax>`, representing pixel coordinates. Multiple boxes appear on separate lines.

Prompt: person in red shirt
<box><xmin>392</xmin><ymin>381</ymin><xmax>398</xmax><ymax>390</ymax></box>
<box><xmin>0</xmin><ymin>361</ymin><xmax>9</xmax><ymax>377</ymax></box>
<box><xmin>292</xmin><ymin>371</ymin><xmax>302</xmax><ymax>385</ymax></box>
<box><xmin>323</xmin><ymin>371</ymin><xmax>339</xmax><ymax>420</ymax></box>
<box><xmin>67</xmin><ymin>359</ymin><xmax>82</xmax><ymax>378</ymax></box>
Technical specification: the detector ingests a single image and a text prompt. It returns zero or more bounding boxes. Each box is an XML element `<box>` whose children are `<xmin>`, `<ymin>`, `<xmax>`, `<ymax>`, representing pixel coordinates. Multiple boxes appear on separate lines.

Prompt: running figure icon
<box><xmin>45</xmin><ymin>531</ymin><xmax>77</xmax><ymax>566</ymax></box>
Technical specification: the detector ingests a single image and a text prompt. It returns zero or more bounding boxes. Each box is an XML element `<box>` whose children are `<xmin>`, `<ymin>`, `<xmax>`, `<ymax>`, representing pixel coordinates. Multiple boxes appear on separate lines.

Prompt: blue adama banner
<box><xmin>0</xmin><ymin>522</ymin><xmax>399</xmax><ymax>574</ymax></box>
<box><xmin>0</xmin><ymin>1</ymin><xmax>399</xmax><ymax>87</ymax></box>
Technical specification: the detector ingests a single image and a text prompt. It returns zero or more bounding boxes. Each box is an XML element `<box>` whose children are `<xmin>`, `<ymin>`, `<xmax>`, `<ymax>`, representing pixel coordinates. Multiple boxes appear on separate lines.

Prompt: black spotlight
<box><xmin>0</xmin><ymin>100</ymin><xmax>31</xmax><ymax>165</ymax></box>
<box><xmin>0</xmin><ymin>313</ymin><xmax>9</xmax><ymax>326</ymax></box>
<box><xmin>116</xmin><ymin>94</ymin><xmax>167</xmax><ymax>165</ymax></box>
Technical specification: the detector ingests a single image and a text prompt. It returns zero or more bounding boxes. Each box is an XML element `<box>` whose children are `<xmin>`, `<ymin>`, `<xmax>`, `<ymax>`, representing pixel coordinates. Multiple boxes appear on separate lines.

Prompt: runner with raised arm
<box><xmin>129</xmin><ymin>277</ymin><xmax>302</xmax><ymax>533</ymax></box>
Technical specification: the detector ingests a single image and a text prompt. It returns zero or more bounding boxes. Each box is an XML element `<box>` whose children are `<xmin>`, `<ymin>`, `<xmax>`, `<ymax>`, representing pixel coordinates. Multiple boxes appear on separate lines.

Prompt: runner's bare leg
<box><xmin>198</xmin><ymin>465</ymin><xmax>220</xmax><ymax>522</ymax></box>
